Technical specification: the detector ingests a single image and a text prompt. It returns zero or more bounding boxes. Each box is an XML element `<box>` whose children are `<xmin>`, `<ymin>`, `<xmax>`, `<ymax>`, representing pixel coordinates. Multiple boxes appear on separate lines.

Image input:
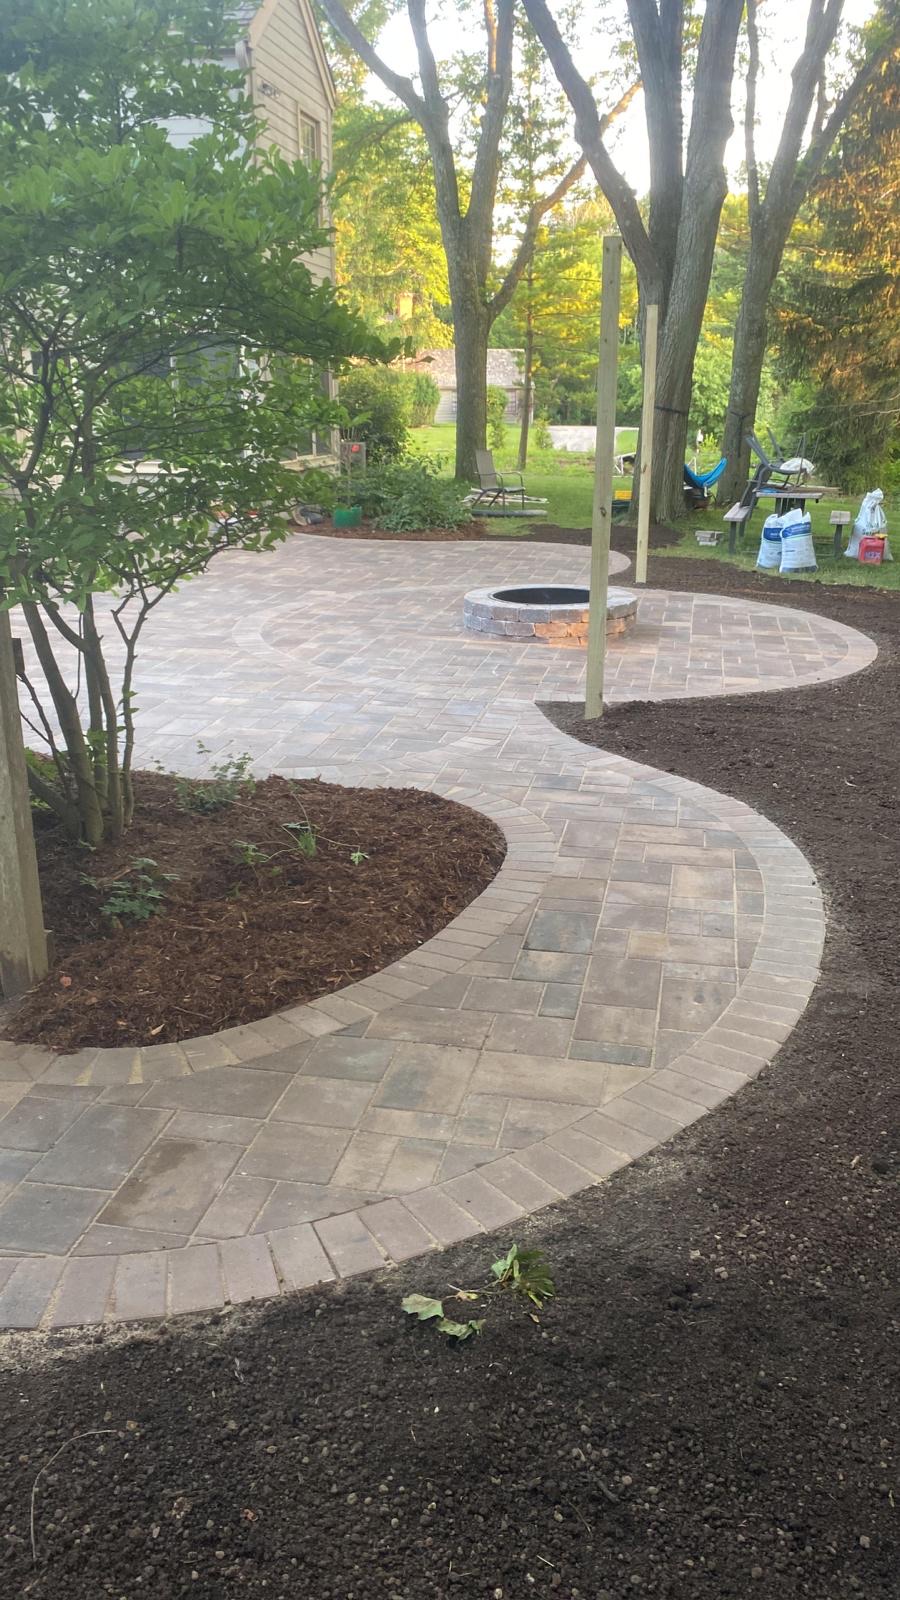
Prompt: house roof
<box><xmin>413</xmin><ymin>349</ymin><xmax>525</xmax><ymax>390</ymax></box>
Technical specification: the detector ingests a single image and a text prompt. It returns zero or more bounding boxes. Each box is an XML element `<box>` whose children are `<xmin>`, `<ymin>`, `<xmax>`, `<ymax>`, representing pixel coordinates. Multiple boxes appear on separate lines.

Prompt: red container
<box><xmin>859</xmin><ymin>535</ymin><xmax>886</xmax><ymax>565</ymax></box>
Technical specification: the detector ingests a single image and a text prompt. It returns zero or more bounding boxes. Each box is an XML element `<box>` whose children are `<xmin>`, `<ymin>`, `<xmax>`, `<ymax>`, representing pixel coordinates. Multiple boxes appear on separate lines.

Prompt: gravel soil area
<box><xmin>5</xmin><ymin>776</ymin><xmax>504</xmax><ymax>1051</ymax></box>
<box><xmin>0</xmin><ymin>558</ymin><xmax>897</xmax><ymax>1600</ymax></box>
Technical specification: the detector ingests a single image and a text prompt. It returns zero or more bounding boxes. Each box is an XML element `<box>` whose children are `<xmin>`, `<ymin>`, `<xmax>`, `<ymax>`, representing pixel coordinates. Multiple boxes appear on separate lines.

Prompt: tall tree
<box><xmin>493</xmin><ymin>193</ymin><xmax>638</xmax><ymax>425</ymax></box>
<box><xmin>524</xmin><ymin>0</ymin><xmax>744</xmax><ymax>520</ymax></box>
<box><xmin>497</xmin><ymin>19</ymin><xmax>586</xmax><ymax>467</ymax></box>
<box><xmin>719</xmin><ymin>0</ymin><xmax>900</xmax><ymax>505</ymax></box>
<box><xmin>331</xmin><ymin>103</ymin><xmax>450</xmax><ymax>346</ymax></box>
<box><xmin>318</xmin><ymin>0</ymin><xmax>630</xmax><ymax>479</ymax></box>
<box><xmin>775</xmin><ymin>45</ymin><xmax>900</xmax><ymax>489</ymax></box>
<box><xmin>0</xmin><ymin>0</ymin><xmax>388</xmax><ymax>845</ymax></box>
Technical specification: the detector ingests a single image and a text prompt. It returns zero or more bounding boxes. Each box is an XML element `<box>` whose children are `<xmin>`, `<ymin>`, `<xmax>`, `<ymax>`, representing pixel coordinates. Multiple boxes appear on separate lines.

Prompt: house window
<box><xmin>299</xmin><ymin>113</ymin><xmax>320</xmax><ymax>167</ymax></box>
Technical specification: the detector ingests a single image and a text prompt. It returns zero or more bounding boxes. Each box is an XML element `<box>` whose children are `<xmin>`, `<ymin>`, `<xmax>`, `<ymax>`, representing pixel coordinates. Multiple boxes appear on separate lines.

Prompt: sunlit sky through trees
<box><xmin>368</xmin><ymin>0</ymin><xmax>879</xmax><ymax>196</ymax></box>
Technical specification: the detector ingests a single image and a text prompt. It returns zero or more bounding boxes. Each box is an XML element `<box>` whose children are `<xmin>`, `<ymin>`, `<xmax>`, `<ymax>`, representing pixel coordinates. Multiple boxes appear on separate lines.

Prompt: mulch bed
<box><xmin>1</xmin><ymin>558</ymin><xmax>898</xmax><ymax>1600</ymax></box>
<box><xmin>306</xmin><ymin>516</ymin><xmax>679</xmax><ymax>546</ymax></box>
<box><xmin>307</xmin><ymin>516</ymin><xmax>492</xmax><ymax>540</ymax></box>
<box><xmin>5</xmin><ymin>775</ymin><xmax>504</xmax><ymax>1052</ymax></box>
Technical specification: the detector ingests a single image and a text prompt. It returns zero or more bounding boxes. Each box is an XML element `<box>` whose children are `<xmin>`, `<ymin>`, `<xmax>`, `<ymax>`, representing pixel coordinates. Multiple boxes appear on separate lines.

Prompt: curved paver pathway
<box><xmin>0</xmin><ymin>535</ymin><xmax>877</xmax><ymax>1330</ymax></box>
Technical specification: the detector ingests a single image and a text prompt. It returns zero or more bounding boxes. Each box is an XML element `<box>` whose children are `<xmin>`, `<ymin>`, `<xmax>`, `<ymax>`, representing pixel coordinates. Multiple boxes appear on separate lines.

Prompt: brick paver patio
<box><xmin>0</xmin><ymin>535</ymin><xmax>877</xmax><ymax>1328</ymax></box>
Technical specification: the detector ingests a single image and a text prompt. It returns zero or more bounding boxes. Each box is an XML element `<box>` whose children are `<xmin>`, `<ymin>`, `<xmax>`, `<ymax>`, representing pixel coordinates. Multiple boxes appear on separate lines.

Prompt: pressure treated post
<box><xmin>0</xmin><ymin>608</ymin><xmax>48</xmax><ymax>998</ymax></box>
<box><xmin>634</xmin><ymin>302</ymin><xmax>659</xmax><ymax>586</ymax></box>
<box><xmin>584</xmin><ymin>234</ymin><xmax>623</xmax><ymax>720</ymax></box>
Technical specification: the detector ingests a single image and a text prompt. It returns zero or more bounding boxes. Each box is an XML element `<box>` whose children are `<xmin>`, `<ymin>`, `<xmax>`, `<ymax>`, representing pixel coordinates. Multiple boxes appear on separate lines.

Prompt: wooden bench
<box><xmin>723</xmin><ymin>502</ymin><xmax>751</xmax><ymax>554</ymax></box>
<box><xmin>829</xmin><ymin>508</ymin><xmax>851</xmax><ymax>557</ymax></box>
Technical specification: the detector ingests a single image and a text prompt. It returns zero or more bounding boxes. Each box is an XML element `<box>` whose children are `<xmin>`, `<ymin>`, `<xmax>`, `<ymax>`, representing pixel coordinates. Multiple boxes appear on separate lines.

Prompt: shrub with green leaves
<box><xmin>82</xmin><ymin>857</ymin><xmax>178</xmax><ymax>925</ymax></box>
<box><xmin>408</xmin><ymin>371</ymin><xmax>441</xmax><ymax>427</ymax></box>
<box><xmin>486</xmin><ymin>384</ymin><xmax>508</xmax><ymax>452</ymax></box>
<box><xmin>174</xmin><ymin>748</ymin><xmax>255</xmax><ymax>814</ymax></box>
<box><xmin>0</xmin><ymin>0</ymin><xmax>393</xmax><ymax>849</ymax></box>
<box><xmin>339</xmin><ymin>366</ymin><xmax>409</xmax><ymax>463</ymax></box>
<box><xmin>350</xmin><ymin>456</ymin><xmax>469</xmax><ymax>532</ymax></box>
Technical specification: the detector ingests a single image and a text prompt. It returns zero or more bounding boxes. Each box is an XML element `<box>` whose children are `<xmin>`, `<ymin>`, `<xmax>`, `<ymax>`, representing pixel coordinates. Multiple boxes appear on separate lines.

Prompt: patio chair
<box><xmin>467</xmin><ymin>449</ymin><xmax>548</xmax><ymax>516</ymax></box>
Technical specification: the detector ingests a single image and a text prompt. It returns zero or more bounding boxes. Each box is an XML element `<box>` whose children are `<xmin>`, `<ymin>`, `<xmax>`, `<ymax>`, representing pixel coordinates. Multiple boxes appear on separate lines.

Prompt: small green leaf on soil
<box><xmin>401</xmin><ymin>1294</ymin><xmax>444</xmax><ymax>1321</ymax></box>
<box><xmin>436</xmin><ymin>1317</ymin><xmax>484</xmax><ymax>1341</ymax></box>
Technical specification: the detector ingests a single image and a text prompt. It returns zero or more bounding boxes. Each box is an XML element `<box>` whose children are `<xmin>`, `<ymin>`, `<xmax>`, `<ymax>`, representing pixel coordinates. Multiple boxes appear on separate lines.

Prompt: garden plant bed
<box><xmin>314</xmin><ymin>516</ymin><xmax>490</xmax><ymax>540</ymax></box>
<box><xmin>308</xmin><ymin>518</ymin><xmax>676</xmax><ymax>546</ymax></box>
<box><xmin>5</xmin><ymin>775</ymin><xmax>504</xmax><ymax>1052</ymax></box>
<box><xmin>0</xmin><ymin>563</ymin><xmax>897</xmax><ymax>1599</ymax></box>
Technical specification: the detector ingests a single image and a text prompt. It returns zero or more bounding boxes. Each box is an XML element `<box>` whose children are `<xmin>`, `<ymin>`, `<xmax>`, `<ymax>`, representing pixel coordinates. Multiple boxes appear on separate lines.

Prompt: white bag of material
<box><xmin>779</xmin><ymin>510</ymin><xmax>817</xmax><ymax>573</ymax></box>
<box><xmin>756</xmin><ymin>512</ymin><xmax>784</xmax><ymax>569</ymax></box>
<box><xmin>846</xmin><ymin>488</ymin><xmax>892</xmax><ymax>559</ymax></box>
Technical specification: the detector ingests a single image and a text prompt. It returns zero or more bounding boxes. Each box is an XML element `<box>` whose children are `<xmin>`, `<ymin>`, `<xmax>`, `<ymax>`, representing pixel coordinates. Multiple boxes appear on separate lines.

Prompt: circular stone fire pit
<box><xmin>463</xmin><ymin>583</ymin><xmax>637</xmax><ymax>646</ymax></box>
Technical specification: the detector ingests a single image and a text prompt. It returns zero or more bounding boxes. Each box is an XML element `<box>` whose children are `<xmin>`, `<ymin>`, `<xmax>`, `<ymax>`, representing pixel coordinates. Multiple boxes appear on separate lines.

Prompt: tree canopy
<box><xmin>0</xmin><ymin>0</ymin><xmax>389</xmax><ymax>844</ymax></box>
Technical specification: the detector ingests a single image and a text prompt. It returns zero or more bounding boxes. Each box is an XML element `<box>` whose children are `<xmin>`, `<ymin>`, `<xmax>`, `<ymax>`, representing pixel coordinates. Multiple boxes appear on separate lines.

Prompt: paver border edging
<box><xmin>0</xmin><ymin>750</ymin><xmax>827</xmax><ymax>1332</ymax></box>
<box><xmin>0</xmin><ymin>780</ymin><xmax>558</xmax><ymax>1088</ymax></box>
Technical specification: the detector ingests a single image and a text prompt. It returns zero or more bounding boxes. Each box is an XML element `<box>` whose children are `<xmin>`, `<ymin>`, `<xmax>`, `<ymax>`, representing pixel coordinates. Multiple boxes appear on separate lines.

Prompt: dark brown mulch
<box><xmin>5</xmin><ymin>775</ymin><xmax>504</xmax><ymax>1052</ymax></box>
<box><xmin>1</xmin><ymin>559</ymin><xmax>898</xmax><ymax>1600</ymax></box>
<box><xmin>310</xmin><ymin>516</ymin><xmax>491</xmax><ymax>540</ymax></box>
<box><xmin>307</xmin><ymin>517</ymin><xmax>675</xmax><ymax>546</ymax></box>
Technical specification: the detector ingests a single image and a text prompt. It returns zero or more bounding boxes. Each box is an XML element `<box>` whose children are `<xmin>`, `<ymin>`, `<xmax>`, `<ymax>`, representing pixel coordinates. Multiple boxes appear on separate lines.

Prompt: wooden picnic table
<box><xmin>755</xmin><ymin>484</ymin><xmax>830</xmax><ymax>516</ymax></box>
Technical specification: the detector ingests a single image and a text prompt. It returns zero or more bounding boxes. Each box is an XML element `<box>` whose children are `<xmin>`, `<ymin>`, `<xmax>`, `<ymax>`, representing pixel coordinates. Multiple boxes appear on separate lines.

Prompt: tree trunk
<box><xmin>517</xmin><ymin>301</ymin><xmax>534</xmax><ymax>471</ymax></box>
<box><xmin>21</xmin><ymin>600</ymin><xmax>105</xmax><ymax>847</ymax></box>
<box><xmin>720</xmin><ymin>237</ymin><xmax>787</xmax><ymax>506</ymax></box>
<box><xmin>452</xmin><ymin>291</ymin><xmax>490</xmax><ymax>482</ymax></box>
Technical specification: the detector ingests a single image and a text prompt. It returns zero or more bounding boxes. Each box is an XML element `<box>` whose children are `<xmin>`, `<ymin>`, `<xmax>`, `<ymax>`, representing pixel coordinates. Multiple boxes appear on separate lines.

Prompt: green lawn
<box><xmin>408</xmin><ymin>422</ymin><xmax>900</xmax><ymax>590</ymax></box>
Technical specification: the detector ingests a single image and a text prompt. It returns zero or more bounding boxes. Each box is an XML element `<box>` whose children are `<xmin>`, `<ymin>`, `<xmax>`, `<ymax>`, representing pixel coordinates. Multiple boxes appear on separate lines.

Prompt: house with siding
<box><xmin>411</xmin><ymin>349</ymin><xmax>532</xmax><ymax>425</ymax></box>
<box><xmin>167</xmin><ymin>0</ymin><xmax>335</xmax><ymax>286</ymax></box>
<box><xmin>164</xmin><ymin>0</ymin><xmax>339</xmax><ymax>460</ymax></box>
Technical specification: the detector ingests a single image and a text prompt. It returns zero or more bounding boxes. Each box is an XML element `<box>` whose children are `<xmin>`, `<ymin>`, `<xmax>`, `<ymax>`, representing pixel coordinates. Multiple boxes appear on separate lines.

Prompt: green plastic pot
<box><xmin>333</xmin><ymin>505</ymin><xmax>362</xmax><ymax>528</ymax></box>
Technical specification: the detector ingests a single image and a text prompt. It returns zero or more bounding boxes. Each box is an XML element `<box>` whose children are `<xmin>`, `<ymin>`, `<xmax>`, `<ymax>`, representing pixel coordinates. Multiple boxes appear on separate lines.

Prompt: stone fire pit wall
<box><xmin>463</xmin><ymin>584</ymin><xmax>637</xmax><ymax>647</ymax></box>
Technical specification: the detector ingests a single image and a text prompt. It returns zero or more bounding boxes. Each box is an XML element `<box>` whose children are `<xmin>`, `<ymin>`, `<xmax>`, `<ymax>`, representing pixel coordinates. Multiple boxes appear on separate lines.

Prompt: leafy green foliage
<box><xmin>486</xmin><ymin>385</ymin><xmax>508</xmax><ymax>453</ymax></box>
<box><xmin>174</xmin><ymin>749</ymin><xmax>254</xmax><ymax>814</ymax></box>
<box><xmin>402</xmin><ymin>1240</ymin><xmax>555</xmax><ymax>1345</ymax></box>
<box><xmin>348</xmin><ymin>455</ymin><xmax>470</xmax><ymax>531</ymax></box>
<box><xmin>83</xmin><ymin>857</ymin><xmax>177</xmax><ymax>924</ymax></box>
<box><xmin>401</xmin><ymin>1295</ymin><xmax>484</xmax><ymax>1341</ymax></box>
<box><xmin>331</xmin><ymin>102</ymin><xmax>450</xmax><ymax>347</ymax></box>
<box><xmin>775</xmin><ymin>48</ymin><xmax>900</xmax><ymax>491</ymax></box>
<box><xmin>339</xmin><ymin>366</ymin><xmax>409</xmax><ymax>463</ymax></box>
<box><xmin>408</xmin><ymin>372</ymin><xmax>441</xmax><ymax>427</ymax></box>
<box><xmin>231</xmin><ymin>839</ymin><xmax>276</xmax><ymax>869</ymax></box>
<box><xmin>400</xmin><ymin>1294</ymin><xmax>444</xmax><ymax>1322</ymax></box>
<box><xmin>491</xmin><ymin>1243</ymin><xmax>556</xmax><ymax>1307</ymax></box>
<box><xmin>532</xmin><ymin>416</ymin><xmax>553</xmax><ymax>451</ymax></box>
<box><xmin>0</xmin><ymin>0</ymin><xmax>394</xmax><ymax>846</ymax></box>
<box><xmin>282</xmin><ymin>820</ymin><xmax>318</xmax><ymax>859</ymax></box>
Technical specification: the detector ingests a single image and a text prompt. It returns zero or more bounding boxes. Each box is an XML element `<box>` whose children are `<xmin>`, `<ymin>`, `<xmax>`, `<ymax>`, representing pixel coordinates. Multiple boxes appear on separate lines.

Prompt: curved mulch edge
<box><xmin>0</xmin><ymin>780</ymin><xmax>556</xmax><ymax>1088</ymax></box>
<box><xmin>0</xmin><ymin>740</ymin><xmax>829</xmax><ymax>1331</ymax></box>
<box><xmin>1</xmin><ymin>568</ymin><xmax>896</xmax><ymax>1600</ymax></box>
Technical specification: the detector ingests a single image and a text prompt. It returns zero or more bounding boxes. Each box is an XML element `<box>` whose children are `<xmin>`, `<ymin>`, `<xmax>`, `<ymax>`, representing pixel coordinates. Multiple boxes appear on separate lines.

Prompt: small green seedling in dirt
<box><xmin>81</xmin><ymin>858</ymin><xmax>178</xmax><ymax>926</ymax></box>
<box><xmin>491</xmin><ymin>1243</ymin><xmax>556</xmax><ymax>1308</ymax></box>
<box><xmin>175</xmin><ymin>745</ymin><xmax>256</xmax><ymax>814</ymax></box>
<box><xmin>401</xmin><ymin>1294</ymin><xmax>484</xmax><ymax>1341</ymax></box>
<box><xmin>231</xmin><ymin>839</ymin><xmax>281</xmax><ymax>872</ymax></box>
<box><xmin>282</xmin><ymin>820</ymin><xmax>317</xmax><ymax>858</ymax></box>
<box><xmin>350</xmin><ymin>849</ymin><xmax>369</xmax><ymax>865</ymax></box>
<box><xmin>402</xmin><ymin>1242</ymin><xmax>555</xmax><ymax>1343</ymax></box>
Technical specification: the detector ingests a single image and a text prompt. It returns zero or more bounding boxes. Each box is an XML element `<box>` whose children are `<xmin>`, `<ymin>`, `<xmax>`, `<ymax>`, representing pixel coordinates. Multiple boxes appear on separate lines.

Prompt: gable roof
<box><xmin>246</xmin><ymin>0</ymin><xmax>336</xmax><ymax>109</ymax></box>
<box><xmin>414</xmin><ymin>349</ymin><xmax>525</xmax><ymax>390</ymax></box>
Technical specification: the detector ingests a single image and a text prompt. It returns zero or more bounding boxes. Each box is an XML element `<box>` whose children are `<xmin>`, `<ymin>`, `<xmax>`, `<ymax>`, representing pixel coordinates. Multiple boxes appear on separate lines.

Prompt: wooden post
<box><xmin>634</xmin><ymin>302</ymin><xmax>658</xmax><ymax>586</ymax></box>
<box><xmin>584</xmin><ymin>234</ymin><xmax>623</xmax><ymax>720</ymax></box>
<box><xmin>0</xmin><ymin>608</ymin><xmax>48</xmax><ymax>998</ymax></box>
